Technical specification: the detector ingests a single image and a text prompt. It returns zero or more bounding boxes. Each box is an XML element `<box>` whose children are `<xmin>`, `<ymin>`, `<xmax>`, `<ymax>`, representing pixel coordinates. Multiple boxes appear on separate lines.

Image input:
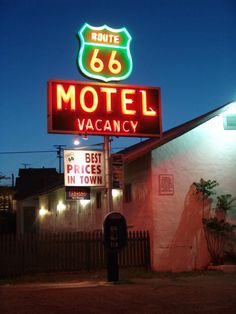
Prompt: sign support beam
<box><xmin>104</xmin><ymin>136</ymin><xmax>113</xmax><ymax>213</ymax></box>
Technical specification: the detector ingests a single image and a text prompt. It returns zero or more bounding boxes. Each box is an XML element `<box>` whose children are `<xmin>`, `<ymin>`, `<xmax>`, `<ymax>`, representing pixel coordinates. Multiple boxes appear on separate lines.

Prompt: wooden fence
<box><xmin>0</xmin><ymin>231</ymin><xmax>150</xmax><ymax>278</ymax></box>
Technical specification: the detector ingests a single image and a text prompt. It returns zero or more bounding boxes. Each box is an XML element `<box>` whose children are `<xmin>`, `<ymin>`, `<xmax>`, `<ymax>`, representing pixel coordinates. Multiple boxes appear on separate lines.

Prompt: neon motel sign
<box><xmin>47</xmin><ymin>23</ymin><xmax>162</xmax><ymax>138</ymax></box>
<box><xmin>47</xmin><ymin>80</ymin><xmax>162</xmax><ymax>137</ymax></box>
<box><xmin>77</xmin><ymin>23</ymin><xmax>133</xmax><ymax>82</ymax></box>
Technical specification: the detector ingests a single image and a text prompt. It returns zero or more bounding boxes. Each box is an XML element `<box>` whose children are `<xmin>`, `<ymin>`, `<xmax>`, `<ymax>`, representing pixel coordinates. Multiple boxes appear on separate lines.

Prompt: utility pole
<box><xmin>54</xmin><ymin>145</ymin><xmax>66</xmax><ymax>173</ymax></box>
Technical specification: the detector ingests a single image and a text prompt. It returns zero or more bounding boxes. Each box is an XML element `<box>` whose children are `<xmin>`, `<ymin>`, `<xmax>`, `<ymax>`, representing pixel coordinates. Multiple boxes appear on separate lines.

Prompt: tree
<box><xmin>202</xmin><ymin>217</ymin><xmax>236</xmax><ymax>265</ymax></box>
<box><xmin>193</xmin><ymin>178</ymin><xmax>219</xmax><ymax>217</ymax></box>
<box><xmin>215</xmin><ymin>194</ymin><xmax>236</xmax><ymax>221</ymax></box>
<box><xmin>193</xmin><ymin>179</ymin><xmax>236</xmax><ymax>265</ymax></box>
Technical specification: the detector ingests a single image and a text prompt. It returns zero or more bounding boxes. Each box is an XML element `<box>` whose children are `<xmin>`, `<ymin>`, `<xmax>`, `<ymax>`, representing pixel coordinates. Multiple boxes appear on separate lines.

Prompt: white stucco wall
<box><xmin>123</xmin><ymin>154</ymin><xmax>153</xmax><ymax>231</ymax></box>
<box><xmin>151</xmin><ymin>114</ymin><xmax>236</xmax><ymax>271</ymax></box>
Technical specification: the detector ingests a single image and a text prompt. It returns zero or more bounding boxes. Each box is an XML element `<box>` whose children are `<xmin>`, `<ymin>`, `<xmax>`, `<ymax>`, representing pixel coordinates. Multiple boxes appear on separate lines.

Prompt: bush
<box><xmin>193</xmin><ymin>179</ymin><xmax>236</xmax><ymax>265</ymax></box>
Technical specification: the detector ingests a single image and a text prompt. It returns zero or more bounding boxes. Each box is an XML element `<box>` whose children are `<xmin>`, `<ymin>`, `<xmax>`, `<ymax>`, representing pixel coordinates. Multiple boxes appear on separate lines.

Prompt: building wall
<box><xmin>17</xmin><ymin>197</ymin><xmax>39</xmax><ymax>235</ymax></box>
<box><xmin>151</xmin><ymin>114</ymin><xmax>236</xmax><ymax>271</ymax></box>
<box><xmin>123</xmin><ymin>153</ymin><xmax>153</xmax><ymax>231</ymax></box>
<box><xmin>33</xmin><ymin>110</ymin><xmax>236</xmax><ymax>272</ymax></box>
<box><xmin>38</xmin><ymin>188</ymin><xmax>109</xmax><ymax>232</ymax></box>
<box><xmin>37</xmin><ymin>156</ymin><xmax>153</xmax><ymax>234</ymax></box>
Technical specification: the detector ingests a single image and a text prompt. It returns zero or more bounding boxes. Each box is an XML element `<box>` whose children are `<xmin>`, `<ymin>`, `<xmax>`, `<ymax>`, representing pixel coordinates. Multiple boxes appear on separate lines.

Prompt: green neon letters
<box><xmin>77</xmin><ymin>23</ymin><xmax>133</xmax><ymax>82</ymax></box>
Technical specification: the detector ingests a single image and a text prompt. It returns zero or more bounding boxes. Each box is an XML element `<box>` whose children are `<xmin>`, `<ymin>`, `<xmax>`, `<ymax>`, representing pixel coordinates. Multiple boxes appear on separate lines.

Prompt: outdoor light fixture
<box><xmin>39</xmin><ymin>207</ymin><xmax>48</xmax><ymax>217</ymax></box>
<box><xmin>82</xmin><ymin>134</ymin><xmax>88</xmax><ymax>140</ymax></box>
<box><xmin>223</xmin><ymin>114</ymin><xmax>236</xmax><ymax>130</ymax></box>
<box><xmin>80</xmin><ymin>199</ymin><xmax>90</xmax><ymax>207</ymax></box>
<box><xmin>112</xmin><ymin>189</ymin><xmax>121</xmax><ymax>198</ymax></box>
<box><xmin>73</xmin><ymin>136</ymin><xmax>80</xmax><ymax>146</ymax></box>
<box><xmin>57</xmin><ymin>201</ymin><xmax>66</xmax><ymax>212</ymax></box>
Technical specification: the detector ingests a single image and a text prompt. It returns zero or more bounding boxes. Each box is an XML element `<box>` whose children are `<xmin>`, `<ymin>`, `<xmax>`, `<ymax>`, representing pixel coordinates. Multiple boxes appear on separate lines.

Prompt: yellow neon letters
<box><xmin>56</xmin><ymin>85</ymin><xmax>75</xmax><ymax>110</ymax></box>
<box><xmin>56</xmin><ymin>84</ymin><xmax>157</xmax><ymax>117</ymax></box>
<box><xmin>140</xmin><ymin>90</ymin><xmax>157</xmax><ymax>116</ymax></box>
<box><xmin>91</xmin><ymin>32</ymin><xmax>120</xmax><ymax>44</ymax></box>
<box><xmin>90</xmin><ymin>49</ymin><xmax>104</xmax><ymax>73</ymax></box>
<box><xmin>80</xmin><ymin>87</ymin><xmax>98</xmax><ymax>113</ymax></box>
<box><xmin>90</xmin><ymin>49</ymin><xmax>122</xmax><ymax>74</ymax></box>
<box><xmin>121</xmin><ymin>89</ymin><xmax>136</xmax><ymax>115</ymax></box>
<box><xmin>101</xmin><ymin>87</ymin><xmax>117</xmax><ymax>112</ymax></box>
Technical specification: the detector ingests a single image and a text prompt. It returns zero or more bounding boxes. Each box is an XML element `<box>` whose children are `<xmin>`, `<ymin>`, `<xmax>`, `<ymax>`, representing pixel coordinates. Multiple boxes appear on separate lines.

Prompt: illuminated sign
<box><xmin>77</xmin><ymin>23</ymin><xmax>132</xmax><ymax>82</ymax></box>
<box><xmin>48</xmin><ymin>80</ymin><xmax>162</xmax><ymax>138</ymax></box>
<box><xmin>65</xmin><ymin>187</ymin><xmax>90</xmax><ymax>200</ymax></box>
<box><xmin>64</xmin><ymin>150</ymin><xmax>105</xmax><ymax>187</ymax></box>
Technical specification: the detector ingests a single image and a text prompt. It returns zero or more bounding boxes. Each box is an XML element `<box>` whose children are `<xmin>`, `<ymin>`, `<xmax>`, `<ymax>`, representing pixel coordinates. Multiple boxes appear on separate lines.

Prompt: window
<box><xmin>0</xmin><ymin>195</ymin><xmax>11</xmax><ymax>211</ymax></box>
<box><xmin>124</xmin><ymin>184</ymin><xmax>132</xmax><ymax>203</ymax></box>
<box><xmin>223</xmin><ymin>114</ymin><xmax>236</xmax><ymax>130</ymax></box>
<box><xmin>96</xmin><ymin>191</ymin><xmax>102</xmax><ymax>209</ymax></box>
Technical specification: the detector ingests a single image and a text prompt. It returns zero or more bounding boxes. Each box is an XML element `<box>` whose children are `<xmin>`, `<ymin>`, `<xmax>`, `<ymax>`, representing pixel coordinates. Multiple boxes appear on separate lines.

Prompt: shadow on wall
<box><xmin>169</xmin><ymin>185</ymin><xmax>211</xmax><ymax>272</ymax></box>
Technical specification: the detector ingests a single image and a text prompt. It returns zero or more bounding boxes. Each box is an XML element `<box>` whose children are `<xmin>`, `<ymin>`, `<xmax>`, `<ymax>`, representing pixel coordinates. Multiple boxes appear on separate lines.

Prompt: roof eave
<box><xmin>120</xmin><ymin>101</ymin><xmax>234</xmax><ymax>163</ymax></box>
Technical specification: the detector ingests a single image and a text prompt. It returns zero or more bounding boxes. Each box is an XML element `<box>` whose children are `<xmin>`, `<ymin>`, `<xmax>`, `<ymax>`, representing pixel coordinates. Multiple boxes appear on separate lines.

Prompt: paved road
<box><xmin>0</xmin><ymin>272</ymin><xmax>236</xmax><ymax>313</ymax></box>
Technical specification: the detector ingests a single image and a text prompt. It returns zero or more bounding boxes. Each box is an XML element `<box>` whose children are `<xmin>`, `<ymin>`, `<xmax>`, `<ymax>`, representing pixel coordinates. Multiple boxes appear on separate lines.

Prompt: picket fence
<box><xmin>0</xmin><ymin>231</ymin><xmax>150</xmax><ymax>278</ymax></box>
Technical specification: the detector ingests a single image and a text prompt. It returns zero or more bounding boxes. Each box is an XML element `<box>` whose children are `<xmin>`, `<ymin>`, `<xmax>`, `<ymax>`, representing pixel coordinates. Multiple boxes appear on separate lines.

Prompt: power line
<box><xmin>0</xmin><ymin>150</ymin><xmax>56</xmax><ymax>154</ymax></box>
<box><xmin>0</xmin><ymin>144</ymin><xmax>126</xmax><ymax>156</ymax></box>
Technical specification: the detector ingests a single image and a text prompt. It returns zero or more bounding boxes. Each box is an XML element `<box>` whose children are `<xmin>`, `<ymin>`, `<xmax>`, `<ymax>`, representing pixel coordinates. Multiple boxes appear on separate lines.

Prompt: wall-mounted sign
<box><xmin>159</xmin><ymin>174</ymin><xmax>174</xmax><ymax>195</ymax></box>
<box><xmin>111</xmin><ymin>154</ymin><xmax>124</xmax><ymax>189</ymax></box>
<box><xmin>64</xmin><ymin>149</ymin><xmax>105</xmax><ymax>187</ymax></box>
<box><xmin>48</xmin><ymin>80</ymin><xmax>162</xmax><ymax>138</ymax></box>
<box><xmin>65</xmin><ymin>186</ymin><xmax>90</xmax><ymax>200</ymax></box>
<box><xmin>78</xmin><ymin>23</ymin><xmax>132</xmax><ymax>82</ymax></box>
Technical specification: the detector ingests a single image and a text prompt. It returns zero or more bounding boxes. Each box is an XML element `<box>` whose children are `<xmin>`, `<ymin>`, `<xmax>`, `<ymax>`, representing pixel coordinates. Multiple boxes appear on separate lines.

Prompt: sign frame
<box><xmin>64</xmin><ymin>149</ymin><xmax>105</xmax><ymax>187</ymax></box>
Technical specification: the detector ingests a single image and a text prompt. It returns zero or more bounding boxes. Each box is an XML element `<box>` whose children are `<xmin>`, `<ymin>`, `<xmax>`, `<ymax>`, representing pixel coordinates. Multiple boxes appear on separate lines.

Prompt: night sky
<box><xmin>0</xmin><ymin>0</ymin><xmax>236</xmax><ymax>183</ymax></box>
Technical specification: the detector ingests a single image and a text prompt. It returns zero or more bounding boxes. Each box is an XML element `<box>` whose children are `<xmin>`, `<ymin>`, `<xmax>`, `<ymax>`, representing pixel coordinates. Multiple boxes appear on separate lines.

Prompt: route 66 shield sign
<box><xmin>77</xmin><ymin>23</ymin><xmax>133</xmax><ymax>82</ymax></box>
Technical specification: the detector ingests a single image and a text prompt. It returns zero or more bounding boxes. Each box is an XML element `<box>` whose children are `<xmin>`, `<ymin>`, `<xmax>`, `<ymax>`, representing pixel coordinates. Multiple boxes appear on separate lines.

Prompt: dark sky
<box><xmin>0</xmin><ymin>0</ymin><xmax>236</xmax><ymax>182</ymax></box>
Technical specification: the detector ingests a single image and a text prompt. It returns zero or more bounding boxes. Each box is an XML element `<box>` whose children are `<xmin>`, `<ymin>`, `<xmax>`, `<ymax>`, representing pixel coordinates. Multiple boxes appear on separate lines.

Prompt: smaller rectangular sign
<box><xmin>65</xmin><ymin>187</ymin><xmax>90</xmax><ymax>200</ymax></box>
<box><xmin>111</xmin><ymin>154</ymin><xmax>124</xmax><ymax>189</ymax></box>
<box><xmin>64</xmin><ymin>149</ymin><xmax>105</xmax><ymax>187</ymax></box>
<box><xmin>159</xmin><ymin>174</ymin><xmax>174</xmax><ymax>195</ymax></box>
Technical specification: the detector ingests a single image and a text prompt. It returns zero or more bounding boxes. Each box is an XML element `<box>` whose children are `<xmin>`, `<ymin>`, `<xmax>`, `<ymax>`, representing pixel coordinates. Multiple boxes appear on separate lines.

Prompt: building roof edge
<box><xmin>118</xmin><ymin>101</ymin><xmax>234</xmax><ymax>163</ymax></box>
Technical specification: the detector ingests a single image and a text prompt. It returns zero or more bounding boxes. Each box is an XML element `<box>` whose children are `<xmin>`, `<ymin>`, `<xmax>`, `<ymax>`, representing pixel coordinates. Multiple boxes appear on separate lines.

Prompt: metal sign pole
<box><xmin>104</xmin><ymin>135</ymin><xmax>113</xmax><ymax>213</ymax></box>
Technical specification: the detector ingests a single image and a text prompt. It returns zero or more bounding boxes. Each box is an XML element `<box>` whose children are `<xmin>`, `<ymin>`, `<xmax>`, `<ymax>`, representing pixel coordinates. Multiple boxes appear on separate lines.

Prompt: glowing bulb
<box><xmin>112</xmin><ymin>189</ymin><xmax>120</xmax><ymax>197</ymax></box>
<box><xmin>57</xmin><ymin>201</ymin><xmax>66</xmax><ymax>212</ymax></box>
<box><xmin>80</xmin><ymin>199</ymin><xmax>90</xmax><ymax>207</ymax></box>
<box><xmin>39</xmin><ymin>207</ymin><xmax>48</xmax><ymax>217</ymax></box>
<box><xmin>73</xmin><ymin>136</ymin><xmax>80</xmax><ymax>146</ymax></box>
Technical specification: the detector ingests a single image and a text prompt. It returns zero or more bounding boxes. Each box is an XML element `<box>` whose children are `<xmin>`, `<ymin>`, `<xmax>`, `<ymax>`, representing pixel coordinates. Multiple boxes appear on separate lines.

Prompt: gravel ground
<box><xmin>0</xmin><ymin>270</ymin><xmax>236</xmax><ymax>314</ymax></box>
